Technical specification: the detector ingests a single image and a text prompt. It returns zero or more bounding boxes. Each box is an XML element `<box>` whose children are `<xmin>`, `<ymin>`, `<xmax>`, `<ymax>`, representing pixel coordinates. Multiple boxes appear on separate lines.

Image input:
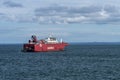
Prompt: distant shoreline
<box><xmin>69</xmin><ymin>42</ymin><xmax>120</xmax><ymax>45</ymax></box>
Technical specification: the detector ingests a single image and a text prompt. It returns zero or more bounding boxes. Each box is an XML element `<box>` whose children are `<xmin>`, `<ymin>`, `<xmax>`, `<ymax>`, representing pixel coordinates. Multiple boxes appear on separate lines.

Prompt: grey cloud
<box><xmin>3</xmin><ymin>1</ymin><xmax>23</xmax><ymax>8</ymax></box>
<box><xmin>35</xmin><ymin>5</ymin><xmax>101</xmax><ymax>16</ymax></box>
<box><xmin>104</xmin><ymin>5</ymin><xmax>118</xmax><ymax>13</ymax></box>
<box><xmin>34</xmin><ymin>5</ymin><xmax>120</xmax><ymax>24</ymax></box>
<box><xmin>35</xmin><ymin>6</ymin><xmax>68</xmax><ymax>16</ymax></box>
<box><xmin>0</xmin><ymin>4</ymin><xmax>120</xmax><ymax>24</ymax></box>
<box><xmin>69</xmin><ymin>6</ymin><xmax>101</xmax><ymax>14</ymax></box>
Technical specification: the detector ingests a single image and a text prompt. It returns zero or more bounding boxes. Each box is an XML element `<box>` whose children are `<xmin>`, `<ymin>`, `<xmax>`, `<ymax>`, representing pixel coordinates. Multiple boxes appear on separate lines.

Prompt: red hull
<box><xmin>23</xmin><ymin>35</ymin><xmax>68</xmax><ymax>52</ymax></box>
<box><xmin>23</xmin><ymin>42</ymin><xmax>68</xmax><ymax>52</ymax></box>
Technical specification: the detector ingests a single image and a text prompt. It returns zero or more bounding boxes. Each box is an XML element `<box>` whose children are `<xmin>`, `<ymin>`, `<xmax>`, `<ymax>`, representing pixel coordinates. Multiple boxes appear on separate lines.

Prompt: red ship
<box><xmin>23</xmin><ymin>35</ymin><xmax>68</xmax><ymax>52</ymax></box>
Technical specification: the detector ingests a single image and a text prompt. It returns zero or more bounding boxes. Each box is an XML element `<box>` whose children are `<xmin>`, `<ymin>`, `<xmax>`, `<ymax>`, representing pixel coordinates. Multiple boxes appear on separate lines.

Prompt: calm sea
<box><xmin>0</xmin><ymin>44</ymin><xmax>120</xmax><ymax>80</ymax></box>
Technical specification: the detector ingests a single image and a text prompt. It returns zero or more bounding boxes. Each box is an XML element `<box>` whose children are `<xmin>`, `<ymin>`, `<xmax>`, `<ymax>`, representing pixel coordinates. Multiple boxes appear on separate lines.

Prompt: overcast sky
<box><xmin>0</xmin><ymin>0</ymin><xmax>120</xmax><ymax>43</ymax></box>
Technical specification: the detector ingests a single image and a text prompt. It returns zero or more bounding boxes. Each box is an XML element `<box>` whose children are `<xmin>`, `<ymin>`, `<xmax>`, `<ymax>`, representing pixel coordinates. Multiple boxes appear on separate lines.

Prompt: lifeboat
<box><xmin>23</xmin><ymin>35</ymin><xmax>68</xmax><ymax>52</ymax></box>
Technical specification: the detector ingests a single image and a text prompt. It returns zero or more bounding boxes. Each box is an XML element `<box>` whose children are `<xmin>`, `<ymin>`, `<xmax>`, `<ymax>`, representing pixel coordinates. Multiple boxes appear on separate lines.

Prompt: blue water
<box><xmin>0</xmin><ymin>44</ymin><xmax>120</xmax><ymax>80</ymax></box>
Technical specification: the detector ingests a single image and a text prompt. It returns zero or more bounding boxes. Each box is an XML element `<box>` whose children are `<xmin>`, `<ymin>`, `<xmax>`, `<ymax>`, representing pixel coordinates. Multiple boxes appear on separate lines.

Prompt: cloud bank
<box><xmin>0</xmin><ymin>1</ymin><xmax>120</xmax><ymax>24</ymax></box>
<box><xmin>34</xmin><ymin>5</ymin><xmax>120</xmax><ymax>24</ymax></box>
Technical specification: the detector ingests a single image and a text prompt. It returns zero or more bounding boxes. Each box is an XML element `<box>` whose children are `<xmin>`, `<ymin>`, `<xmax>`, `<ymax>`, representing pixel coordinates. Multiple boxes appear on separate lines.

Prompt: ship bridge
<box><xmin>45</xmin><ymin>36</ymin><xmax>59</xmax><ymax>44</ymax></box>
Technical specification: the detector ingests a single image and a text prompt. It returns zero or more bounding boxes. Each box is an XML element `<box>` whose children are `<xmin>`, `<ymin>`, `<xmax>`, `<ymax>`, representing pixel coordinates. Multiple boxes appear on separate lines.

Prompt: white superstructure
<box><xmin>45</xmin><ymin>35</ymin><xmax>59</xmax><ymax>43</ymax></box>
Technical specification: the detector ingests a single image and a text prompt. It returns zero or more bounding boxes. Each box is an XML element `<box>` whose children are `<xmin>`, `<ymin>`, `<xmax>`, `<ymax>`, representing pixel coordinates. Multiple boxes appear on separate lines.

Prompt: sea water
<box><xmin>0</xmin><ymin>44</ymin><xmax>120</xmax><ymax>80</ymax></box>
